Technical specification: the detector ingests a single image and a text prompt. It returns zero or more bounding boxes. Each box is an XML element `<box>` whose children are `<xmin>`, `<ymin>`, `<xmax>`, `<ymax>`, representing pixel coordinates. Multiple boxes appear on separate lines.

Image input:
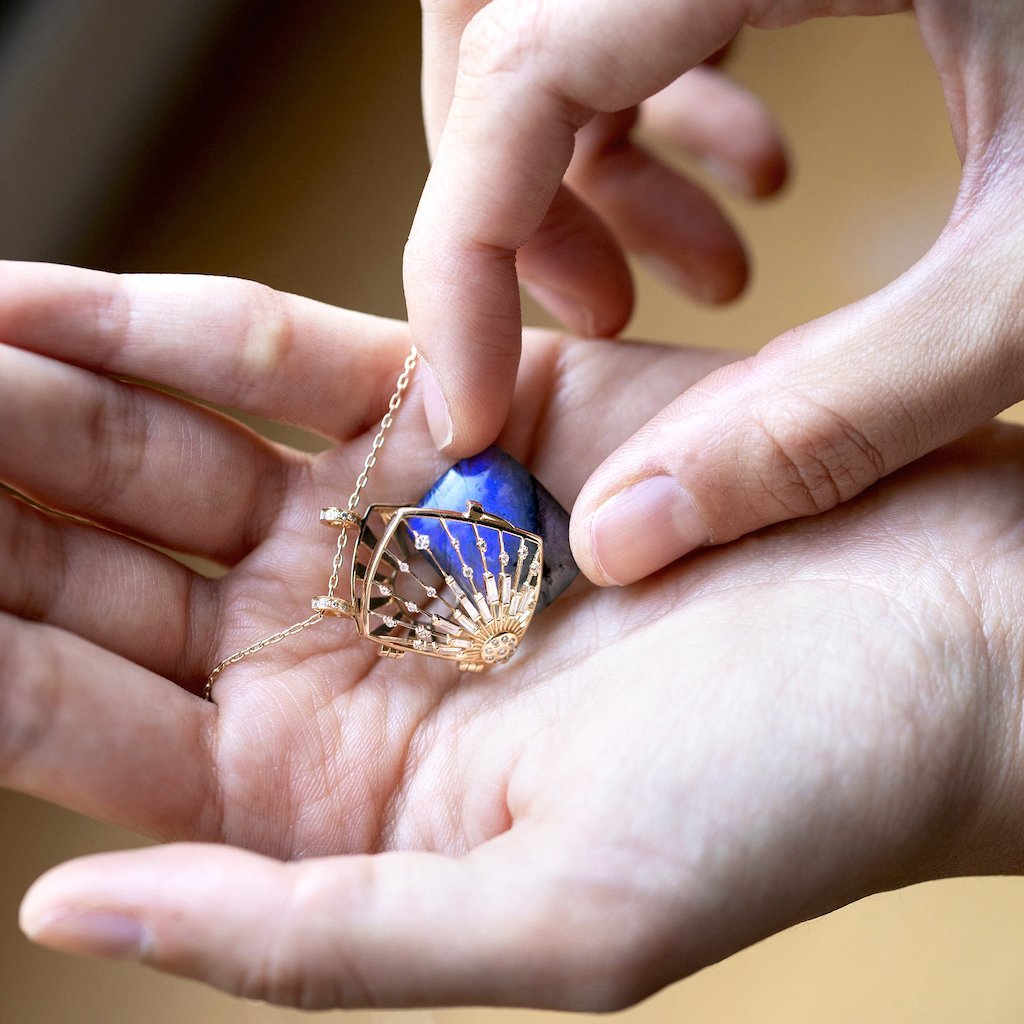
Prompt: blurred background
<box><xmin>4</xmin><ymin>1</ymin><xmax>1024</xmax><ymax>1021</ymax></box>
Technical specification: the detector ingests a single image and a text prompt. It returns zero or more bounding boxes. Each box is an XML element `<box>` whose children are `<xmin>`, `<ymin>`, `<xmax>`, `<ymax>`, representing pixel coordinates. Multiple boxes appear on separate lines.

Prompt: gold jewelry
<box><xmin>204</xmin><ymin>347</ymin><xmax>548</xmax><ymax>701</ymax></box>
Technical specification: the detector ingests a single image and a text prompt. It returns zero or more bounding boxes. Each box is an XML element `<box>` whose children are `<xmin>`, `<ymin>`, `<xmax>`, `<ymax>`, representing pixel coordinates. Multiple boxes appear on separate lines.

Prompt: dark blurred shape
<box><xmin>0</xmin><ymin>0</ymin><xmax>33</xmax><ymax>39</ymax></box>
<box><xmin>0</xmin><ymin>0</ymin><xmax>242</xmax><ymax>262</ymax></box>
<box><xmin>83</xmin><ymin>1</ymin><xmax>427</xmax><ymax>318</ymax></box>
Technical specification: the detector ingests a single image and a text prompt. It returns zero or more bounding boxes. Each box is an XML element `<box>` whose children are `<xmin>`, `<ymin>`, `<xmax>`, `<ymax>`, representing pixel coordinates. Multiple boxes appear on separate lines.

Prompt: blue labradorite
<box><xmin>416</xmin><ymin>446</ymin><xmax>578</xmax><ymax>612</ymax></box>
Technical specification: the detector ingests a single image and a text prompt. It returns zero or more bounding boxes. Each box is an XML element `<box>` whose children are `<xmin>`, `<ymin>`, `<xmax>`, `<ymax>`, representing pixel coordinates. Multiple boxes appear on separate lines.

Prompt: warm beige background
<box><xmin>6</xmin><ymin>4</ymin><xmax>1024</xmax><ymax>1022</ymax></box>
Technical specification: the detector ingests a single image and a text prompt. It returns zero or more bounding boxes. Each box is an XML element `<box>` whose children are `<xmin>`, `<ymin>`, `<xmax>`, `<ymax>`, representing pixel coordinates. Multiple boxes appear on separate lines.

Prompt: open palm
<box><xmin>6</xmin><ymin>262</ymin><xmax>1024</xmax><ymax>1011</ymax></box>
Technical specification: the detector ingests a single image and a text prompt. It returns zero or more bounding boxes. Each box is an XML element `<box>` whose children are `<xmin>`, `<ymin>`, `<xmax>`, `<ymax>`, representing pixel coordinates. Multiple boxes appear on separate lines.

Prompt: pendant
<box><xmin>318</xmin><ymin>447</ymin><xmax>578</xmax><ymax>672</ymax></box>
<box><xmin>416</xmin><ymin>445</ymin><xmax>579</xmax><ymax>613</ymax></box>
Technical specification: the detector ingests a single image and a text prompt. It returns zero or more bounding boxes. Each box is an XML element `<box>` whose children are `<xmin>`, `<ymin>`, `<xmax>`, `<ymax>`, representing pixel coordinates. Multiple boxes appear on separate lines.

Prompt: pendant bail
<box><xmin>320</xmin><ymin>507</ymin><xmax>360</xmax><ymax>529</ymax></box>
<box><xmin>312</xmin><ymin>595</ymin><xmax>355</xmax><ymax>617</ymax></box>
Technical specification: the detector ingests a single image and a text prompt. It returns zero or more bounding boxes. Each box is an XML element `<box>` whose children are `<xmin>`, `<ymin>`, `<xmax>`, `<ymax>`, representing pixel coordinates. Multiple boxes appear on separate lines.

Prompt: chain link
<box><xmin>202</xmin><ymin>613</ymin><xmax>324</xmax><ymax>701</ymax></box>
<box><xmin>203</xmin><ymin>345</ymin><xmax>419</xmax><ymax>701</ymax></box>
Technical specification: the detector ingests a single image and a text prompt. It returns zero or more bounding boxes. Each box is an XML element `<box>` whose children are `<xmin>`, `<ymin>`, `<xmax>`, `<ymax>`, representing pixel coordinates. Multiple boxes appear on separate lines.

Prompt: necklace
<box><xmin>204</xmin><ymin>346</ymin><xmax>576</xmax><ymax>701</ymax></box>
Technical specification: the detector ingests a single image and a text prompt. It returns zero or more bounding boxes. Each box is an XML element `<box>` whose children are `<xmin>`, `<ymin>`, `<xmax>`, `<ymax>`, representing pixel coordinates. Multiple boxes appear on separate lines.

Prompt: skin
<box><xmin>4</xmin><ymin>261</ymin><xmax>1024</xmax><ymax>1010</ymax></box>
<box><xmin>405</xmin><ymin>0</ymin><xmax>1024</xmax><ymax>586</ymax></box>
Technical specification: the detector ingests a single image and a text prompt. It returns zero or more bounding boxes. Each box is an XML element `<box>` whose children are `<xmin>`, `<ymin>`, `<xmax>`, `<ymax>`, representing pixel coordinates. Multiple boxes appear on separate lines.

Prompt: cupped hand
<box><xmin>6</xmin><ymin>262</ymin><xmax>1024</xmax><ymax>1011</ymax></box>
<box><xmin>406</xmin><ymin>0</ymin><xmax>1024</xmax><ymax>588</ymax></box>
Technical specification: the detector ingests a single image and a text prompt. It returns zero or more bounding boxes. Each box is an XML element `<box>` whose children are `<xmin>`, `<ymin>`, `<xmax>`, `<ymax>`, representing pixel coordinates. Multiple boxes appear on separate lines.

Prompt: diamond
<box><xmin>462</xmin><ymin>565</ymin><xmax>474</xmax><ymax>579</ymax></box>
<box><xmin>415</xmin><ymin>625</ymin><xmax>430</xmax><ymax>639</ymax></box>
<box><xmin>320</xmin><ymin>507</ymin><xmax>358</xmax><ymax>528</ymax></box>
<box><xmin>425</xmin><ymin>586</ymin><xmax>438</xmax><ymax>598</ymax></box>
<box><xmin>414</xmin><ymin>533</ymin><xmax>430</xmax><ymax>550</ymax></box>
<box><xmin>482</xmin><ymin>630</ymin><xmax>519</xmax><ymax>664</ymax></box>
<box><xmin>405</xmin><ymin>601</ymin><xmax>419</xmax><ymax>613</ymax></box>
<box><xmin>476</xmin><ymin>538</ymin><xmax>487</xmax><ymax>552</ymax></box>
<box><xmin>311</xmin><ymin>595</ymin><xmax>353</xmax><ymax>616</ymax></box>
<box><xmin>397</xmin><ymin>561</ymin><xmax>409</xmax><ymax>573</ymax></box>
<box><xmin>383</xmin><ymin>615</ymin><xmax>397</xmax><ymax>628</ymax></box>
<box><xmin>499</xmin><ymin>551</ymin><xmax>510</xmax><ymax>566</ymax></box>
<box><xmin>377</xmin><ymin>583</ymin><xmax>391</xmax><ymax>597</ymax></box>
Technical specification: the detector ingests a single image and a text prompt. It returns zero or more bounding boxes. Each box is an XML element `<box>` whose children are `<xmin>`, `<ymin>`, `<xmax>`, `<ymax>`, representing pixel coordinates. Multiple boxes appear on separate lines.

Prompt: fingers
<box><xmin>20</xmin><ymin>834</ymin><xmax>644</xmax><ymax>1011</ymax></box>
<box><xmin>0</xmin><ymin>342</ymin><xmax>294</xmax><ymax>564</ymax></box>
<box><xmin>420</xmin><ymin>0</ymin><xmax>490</xmax><ymax>150</ymax></box>
<box><xmin>515</xmin><ymin>184</ymin><xmax>634</xmax><ymax>337</ymax></box>
<box><xmin>564</xmin><ymin>60</ymin><xmax>790</xmax><ymax>302</ymax></box>
<box><xmin>519</xmin><ymin>71</ymin><xmax>784</xmax><ymax>323</ymax></box>
<box><xmin>0</xmin><ymin>495</ymin><xmax>217</xmax><ymax>686</ymax></box>
<box><xmin>641</xmin><ymin>64</ymin><xmax>788</xmax><ymax>199</ymax></box>
<box><xmin>0</xmin><ymin>613</ymin><xmax>216</xmax><ymax>839</ymax></box>
<box><xmin>567</xmin><ymin>106</ymin><xmax>749</xmax><ymax>304</ymax></box>
<box><xmin>0</xmin><ymin>261</ymin><xmax>410</xmax><ymax>441</ymax></box>
<box><xmin>405</xmin><ymin>0</ymin><xmax>752</xmax><ymax>454</ymax></box>
<box><xmin>570</xmin><ymin>208</ymin><xmax>1024</xmax><ymax>585</ymax></box>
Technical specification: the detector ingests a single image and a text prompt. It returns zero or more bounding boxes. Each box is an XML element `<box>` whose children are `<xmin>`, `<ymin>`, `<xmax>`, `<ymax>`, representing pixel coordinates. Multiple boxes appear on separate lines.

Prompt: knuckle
<box><xmin>420</xmin><ymin>0</ymin><xmax>487</xmax><ymax>20</ymax></box>
<box><xmin>81</xmin><ymin>383</ymin><xmax>150</xmax><ymax>518</ymax></box>
<box><xmin>519</xmin><ymin>199</ymin><xmax>595</xmax><ymax>264</ymax></box>
<box><xmin>233</xmin><ymin>281</ymin><xmax>297</xmax><ymax>406</ymax></box>
<box><xmin>95</xmin><ymin>272</ymin><xmax>134</xmax><ymax>362</ymax></box>
<box><xmin>0</xmin><ymin>619</ymin><xmax>59</xmax><ymax>783</ymax></box>
<box><xmin>0</xmin><ymin>501</ymin><xmax>60</xmax><ymax>624</ymax></box>
<box><xmin>458</xmin><ymin>1</ymin><xmax>542</xmax><ymax>82</ymax></box>
<box><xmin>750</xmin><ymin>400</ymin><xmax>888</xmax><ymax>518</ymax></box>
<box><xmin>231</xmin><ymin>960</ymin><xmax>349</xmax><ymax>1011</ymax></box>
<box><xmin>401</xmin><ymin>234</ymin><xmax>434</xmax><ymax>287</ymax></box>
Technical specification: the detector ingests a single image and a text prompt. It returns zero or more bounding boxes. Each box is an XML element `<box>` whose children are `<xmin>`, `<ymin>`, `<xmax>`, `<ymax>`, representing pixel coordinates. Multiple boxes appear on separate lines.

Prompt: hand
<box><xmin>405</xmin><ymin>0</ymin><xmax>1024</xmax><ymax>587</ymax></box>
<box><xmin>6</xmin><ymin>262</ymin><xmax>1024</xmax><ymax>1011</ymax></box>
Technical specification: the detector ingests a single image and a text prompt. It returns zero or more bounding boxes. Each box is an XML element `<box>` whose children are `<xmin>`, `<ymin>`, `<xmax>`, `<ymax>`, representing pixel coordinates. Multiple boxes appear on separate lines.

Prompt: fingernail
<box><xmin>421</xmin><ymin>360</ymin><xmax>453</xmax><ymax>451</ymax></box>
<box><xmin>639</xmin><ymin>255</ymin><xmax>720</xmax><ymax>305</ymax></box>
<box><xmin>589</xmin><ymin>475</ymin><xmax>709</xmax><ymax>586</ymax></box>
<box><xmin>701</xmin><ymin>156</ymin><xmax>752</xmax><ymax>195</ymax></box>
<box><xmin>526</xmin><ymin>282</ymin><xmax>596</xmax><ymax>337</ymax></box>
<box><xmin>23</xmin><ymin>907</ymin><xmax>148</xmax><ymax>960</ymax></box>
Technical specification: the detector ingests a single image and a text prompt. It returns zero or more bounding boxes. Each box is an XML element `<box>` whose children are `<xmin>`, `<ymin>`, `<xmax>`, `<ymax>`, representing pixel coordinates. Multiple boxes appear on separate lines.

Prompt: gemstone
<box><xmin>414</xmin><ymin>534</ymin><xmax>430</xmax><ymax>550</ymax></box>
<box><xmin>414</xmin><ymin>446</ymin><xmax>578</xmax><ymax>612</ymax></box>
<box><xmin>482</xmin><ymin>630</ymin><xmax>518</xmax><ymax>664</ymax></box>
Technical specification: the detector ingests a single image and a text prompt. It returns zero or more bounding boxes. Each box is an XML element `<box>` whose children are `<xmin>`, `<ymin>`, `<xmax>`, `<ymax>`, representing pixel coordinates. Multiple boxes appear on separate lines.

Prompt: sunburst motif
<box><xmin>349</xmin><ymin>501</ymin><xmax>543</xmax><ymax>671</ymax></box>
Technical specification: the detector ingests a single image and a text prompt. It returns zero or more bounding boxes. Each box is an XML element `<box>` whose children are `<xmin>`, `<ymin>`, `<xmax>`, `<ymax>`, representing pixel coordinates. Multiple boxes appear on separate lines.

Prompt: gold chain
<box><xmin>203</xmin><ymin>345</ymin><xmax>420</xmax><ymax>701</ymax></box>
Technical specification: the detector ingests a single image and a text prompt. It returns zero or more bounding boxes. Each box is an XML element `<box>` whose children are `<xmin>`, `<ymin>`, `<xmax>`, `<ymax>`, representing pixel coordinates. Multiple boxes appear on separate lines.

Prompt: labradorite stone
<box><xmin>416</xmin><ymin>446</ymin><xmax>578</xmax><ymax>612</ymax></box>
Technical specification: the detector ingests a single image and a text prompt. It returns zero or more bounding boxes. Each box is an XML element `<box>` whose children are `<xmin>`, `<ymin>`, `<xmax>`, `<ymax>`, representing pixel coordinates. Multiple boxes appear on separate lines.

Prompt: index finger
<box><xmin>420</xmin><ymin>0</ymin><xmax>489</xmax><ymax>151</ymax></box>
<box><xmin>0</xmin><ymin>261</ymin><xmax>410</xmax><ymax>442</ymax></box>
<box><xmin>403</xmin><ymin>0</ymin><xmax>749</xmax><ymax>456</ymax></box>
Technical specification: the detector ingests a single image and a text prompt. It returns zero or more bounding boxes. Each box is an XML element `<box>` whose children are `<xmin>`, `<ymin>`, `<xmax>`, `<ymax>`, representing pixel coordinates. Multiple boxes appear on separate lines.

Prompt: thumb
<box><xmin>19</xmin><ymin>835</ymin><xmax>637</xmax><ymax>1011</ymax></box>
<box><xmin>571</xmin><ymin>213</ymin><xmax>1024</xmax><ymax>585</ymax></box>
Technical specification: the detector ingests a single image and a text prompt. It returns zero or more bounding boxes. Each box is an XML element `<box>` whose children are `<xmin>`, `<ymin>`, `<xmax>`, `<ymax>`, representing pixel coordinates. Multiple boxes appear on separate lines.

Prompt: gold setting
<box><xmin>347</xmin><ymin>500</ymin><xmax>542</xmax><ymax>671</ymax></box>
